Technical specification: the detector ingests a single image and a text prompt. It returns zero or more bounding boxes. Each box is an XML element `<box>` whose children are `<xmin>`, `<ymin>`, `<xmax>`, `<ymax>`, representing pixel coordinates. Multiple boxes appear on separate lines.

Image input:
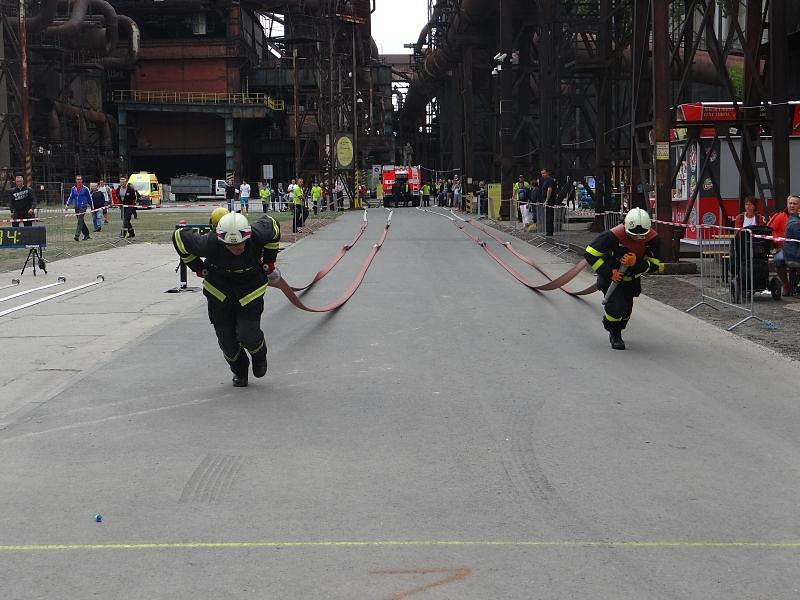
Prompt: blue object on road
<box><xmin>95</xmin><ymin>514</ymin><xmax>103</xmax><ymax>523</ymax></box>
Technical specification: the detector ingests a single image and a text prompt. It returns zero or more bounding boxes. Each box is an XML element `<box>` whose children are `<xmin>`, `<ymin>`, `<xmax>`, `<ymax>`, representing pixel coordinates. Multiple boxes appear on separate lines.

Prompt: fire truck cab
<box><xmin>381</xmin><ymin>165</ymin><xmax>421</xmax><ymax>208</ymax></box>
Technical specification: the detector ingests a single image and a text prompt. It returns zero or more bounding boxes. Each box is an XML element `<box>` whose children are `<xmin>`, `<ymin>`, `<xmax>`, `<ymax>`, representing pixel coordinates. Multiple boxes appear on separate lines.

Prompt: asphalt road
<box><xmin>1</xmin><ymin>207</ymin><xmax>800</xmax><ymax>599</ymax></box>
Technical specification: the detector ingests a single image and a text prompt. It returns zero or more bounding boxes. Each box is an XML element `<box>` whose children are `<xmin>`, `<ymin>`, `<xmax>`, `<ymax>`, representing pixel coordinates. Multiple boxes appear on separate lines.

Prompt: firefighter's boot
<box><xmin>251</xmin><ymin>346</ymin><xmax>268</xmax><ymax>378</ymax></box>
<box><xmin>229</xmin><ymin>350</ymin><xmax>250</xmax><ymax>387</ymax></box>
<box><xmin>609</xmin><ymin>331</ymin><xmax>626</xmax><ymax>350</ymax></box>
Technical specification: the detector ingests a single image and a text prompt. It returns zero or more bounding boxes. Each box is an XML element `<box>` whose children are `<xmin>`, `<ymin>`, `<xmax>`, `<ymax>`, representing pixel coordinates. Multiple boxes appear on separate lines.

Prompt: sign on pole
<box><xmin>336</xmin><ymin>134</ymin><xmax>354</xmax><ymax>170</ymax></box>
<box><xmin>262</xmin><ymin>164</ymin><xmax>274</xmax><ymax>180</ymax></box>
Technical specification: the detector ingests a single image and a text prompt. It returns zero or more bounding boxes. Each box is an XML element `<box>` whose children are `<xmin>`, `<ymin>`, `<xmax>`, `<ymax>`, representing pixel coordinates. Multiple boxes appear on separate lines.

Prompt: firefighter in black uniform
<box><xmin>584</xmin><ymin>208</ymin><xmax>661</xmax><ymax>350</ymax></box>
<box><xmin>7</xmin><ymin>175</ymin><xmax>37</xmax><ymax>227</ymax></box>
<box><xmin>173</xmin><ymin>212</ymin><xmax>282</xmax><ymax>387</ymax></box>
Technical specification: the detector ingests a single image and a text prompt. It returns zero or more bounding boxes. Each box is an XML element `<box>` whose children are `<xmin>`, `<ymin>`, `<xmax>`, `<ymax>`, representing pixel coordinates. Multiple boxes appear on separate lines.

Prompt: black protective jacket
<box><xmin>173</xmin><ymin>216</ymin><xmax>281</xmax><ymax>307</ymax></box>
<box><xmin>584</xmin><ymin>224</ymin><xmax>660</xmax><ymax>296</ymax></box>
<box><xmin>7</xmin><ymin>186</ymin><xmax>37</xmax><ymax>217</ymax></box>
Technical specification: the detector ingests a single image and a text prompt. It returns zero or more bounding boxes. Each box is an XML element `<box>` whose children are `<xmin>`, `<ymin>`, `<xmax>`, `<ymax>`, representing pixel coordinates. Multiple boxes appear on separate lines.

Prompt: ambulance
<box><xmin>128</xmin><ymin>172</ymin><xmax>162</xmax><ymax>208</ymax></box>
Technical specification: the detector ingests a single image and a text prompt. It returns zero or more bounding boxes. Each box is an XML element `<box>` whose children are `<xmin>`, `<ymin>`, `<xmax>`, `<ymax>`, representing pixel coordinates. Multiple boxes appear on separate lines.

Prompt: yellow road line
<box><xmin>2</xmin><ymin>540</ymin><xmax>800</xmax><ymax>552</ymax></box>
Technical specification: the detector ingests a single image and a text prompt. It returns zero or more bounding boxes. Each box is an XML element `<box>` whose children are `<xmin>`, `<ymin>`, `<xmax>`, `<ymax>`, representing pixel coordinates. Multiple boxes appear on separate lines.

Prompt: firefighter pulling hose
<box><xmin>584</xmin><ymin>208</ymin><xmax>661</xmax><ymax>350</ymax></box>
<box><xmin>420</xmin><ymin>206</ymin><xmax>660</xmax><ymax>349</ymax></box>
<box><xmin>172</xmin><ymin>208</ymin><xmax>390</xmax><ymax>385</ymax></box>
<box><xmin>173</xmin><ymin>211</ymin><xmax>281</xmax><ymax>387</ymax></box>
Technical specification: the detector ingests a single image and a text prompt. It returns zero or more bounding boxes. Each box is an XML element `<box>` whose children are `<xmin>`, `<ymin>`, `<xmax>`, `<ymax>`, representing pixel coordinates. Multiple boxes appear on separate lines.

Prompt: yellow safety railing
<box><xmin>113</xmin><ymin>90</ymin><xmax>285</xmax><ymax>111</ymax></box>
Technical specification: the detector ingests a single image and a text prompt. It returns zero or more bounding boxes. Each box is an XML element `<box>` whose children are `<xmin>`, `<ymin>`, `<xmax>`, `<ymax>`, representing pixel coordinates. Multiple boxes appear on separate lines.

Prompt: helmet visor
<box><xmin>217</xmin><ymin>228</ymin><xmax>251</xmax><ymax>244</ymax></box>
<box><xmin>626</xmin><ymin>223</ymin><xmax>649</xmax><ymax>238</ymax></box>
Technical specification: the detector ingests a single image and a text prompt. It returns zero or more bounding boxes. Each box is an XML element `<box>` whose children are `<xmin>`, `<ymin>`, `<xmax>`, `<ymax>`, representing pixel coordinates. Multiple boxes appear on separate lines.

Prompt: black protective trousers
<box><xmin>207</xmin><ymin>297</ymin><xmax>267</xmax><ymax>376</ymax></box>
<box><xmin>599</xmin><ymin>279</ymin><xmax>635</xmax><ymax>333</ymax></box>
<box><xmin>121</xmin><ymin>206</ymin><xmax>136</xmax><ymax>236</ymax></box>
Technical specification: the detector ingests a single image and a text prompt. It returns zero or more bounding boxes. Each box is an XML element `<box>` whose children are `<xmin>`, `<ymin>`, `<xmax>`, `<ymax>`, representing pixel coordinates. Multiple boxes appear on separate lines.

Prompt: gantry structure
<box><xmin>401</xmin><ymin>0</ymin><xmax>800</xmax><ymax>260</ymax></box>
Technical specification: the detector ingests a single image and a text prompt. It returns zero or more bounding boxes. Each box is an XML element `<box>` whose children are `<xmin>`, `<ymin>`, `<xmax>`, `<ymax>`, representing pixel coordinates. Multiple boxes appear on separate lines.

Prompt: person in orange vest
<box><xmin>584</xmin><ymin>208</ymin><xmax>661</xmax><ymax>350</ymax></box>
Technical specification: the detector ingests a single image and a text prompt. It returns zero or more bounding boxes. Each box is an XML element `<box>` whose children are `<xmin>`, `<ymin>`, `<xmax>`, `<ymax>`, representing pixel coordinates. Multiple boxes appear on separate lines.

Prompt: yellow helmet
<box><xmin>210</xmin><ymin>207</ymin><xmax>229</xmax><ymax>228</ymax></box>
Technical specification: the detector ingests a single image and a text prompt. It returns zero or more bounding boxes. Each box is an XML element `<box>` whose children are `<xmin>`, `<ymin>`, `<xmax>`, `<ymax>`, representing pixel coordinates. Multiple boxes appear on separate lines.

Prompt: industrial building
<box><xmin>2</xmin><ymin>0</ymin><xmax>800</xmax><ymax>261</ymax></box>
<box><xmin>1</xmin><ymin>0</ymin><xmax>394</xmax><ymax>195</ymax></box>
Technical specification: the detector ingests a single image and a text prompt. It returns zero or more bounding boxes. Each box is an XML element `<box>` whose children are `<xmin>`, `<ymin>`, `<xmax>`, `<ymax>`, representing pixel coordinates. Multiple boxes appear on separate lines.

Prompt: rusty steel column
<box><xmin>0</xmin><ymin>16</ymin><xmax>10</xmax><ymax>177</ymax></box>
<box><xmin>740</xmin><ymin>0</ymin><xmax>762</xmax><ymax>205</ymax></box>
<box><xmin>629</xmin><ymin>0</ymin><xmax>651</xmax><ymax>212</ymax></box>
<box><xmin>351</xmin><ymin>21</ymin><xmax>358</xmax><ymax>208</ymax></box>
<box><xmin>19</xmin><ymin>0</ymin><xmax>32</xmax><ymax>185</ymax></box>
<box><xmin>651</xmin><ymin>0</ymin><xmax>675</xmax><ymax>262</ymax></box>
<box><xmin>770</xmin><ymin>0</ymin><xmax>789</xmax><ymax>210</ymax></box>
<box><xmin>592</xmin><ymin>0</ymin><xmax>612</xmax><ymax>232</ymax></box>
<box><xmin>329</xmin><ymin>0</ymin><xmax>336</xmax><ymax>208</ymax></box>
<box><xmin>499</xmin><ymin>0</ymin><xmax>514</xmax><ymax>221</ymax></box>
<box><xmin>293</xmin><ymin>48</ymin><xmax>300</xmax><ymax>179</ymax></box>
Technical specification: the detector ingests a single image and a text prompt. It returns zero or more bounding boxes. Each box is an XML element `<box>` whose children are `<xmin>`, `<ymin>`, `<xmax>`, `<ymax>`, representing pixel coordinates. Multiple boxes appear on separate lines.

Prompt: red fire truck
<box><xmin>381</xmin><ymin>165</ymin><xmax>421</xmax><ymax>208</ymax></box>
<box><xmin>670</xmin><ymin>102</ymin><xmax>800</xmax><ymax>242</ymax></box>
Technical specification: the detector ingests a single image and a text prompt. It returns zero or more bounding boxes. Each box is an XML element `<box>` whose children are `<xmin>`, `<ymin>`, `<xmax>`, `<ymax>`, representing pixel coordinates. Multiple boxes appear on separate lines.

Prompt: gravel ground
<box><xmin>487</xmin><ymin>217</ymin><xmax>800</xmax><ymax>362</ymax></box>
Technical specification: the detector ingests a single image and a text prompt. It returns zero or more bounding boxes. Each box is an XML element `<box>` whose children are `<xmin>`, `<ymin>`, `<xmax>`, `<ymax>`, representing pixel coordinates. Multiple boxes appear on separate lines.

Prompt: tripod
<box><xmin>21</xmin><ymin>245</ymin><xmax>47</xmax><ymax>276</ymax></box>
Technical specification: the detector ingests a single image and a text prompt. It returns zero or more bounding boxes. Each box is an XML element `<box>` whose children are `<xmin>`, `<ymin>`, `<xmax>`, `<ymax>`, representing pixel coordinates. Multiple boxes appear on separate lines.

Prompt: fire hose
<box><xmin>287</xmin><ymin>209</ymin><xmax>368</xmax><ymax>292</ymax></box>
<box><xmin>602</xmin><ymin>265</ymin><xmax>628</xmax><ymax>305</ymax></box>
<box><xmin>419</xmin><ymin>207</ymin><xmax>596</xmax><ymax>296</ymax></box>
<box><xmin>270</xmin><ymin>210</ymin><xmax>392</xmax><ymax>313</ymax></box>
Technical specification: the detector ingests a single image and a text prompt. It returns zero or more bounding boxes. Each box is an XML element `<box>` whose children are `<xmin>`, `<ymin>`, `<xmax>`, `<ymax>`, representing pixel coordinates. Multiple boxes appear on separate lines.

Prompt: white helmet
<box><xmin>624</xmin><ymin>207</ymin><xmax>651</xmax><ymax>238</ymax></box>
<box><xmin>216</xmin><ymin>212</ymin><xmax>251</xmax><ymax>245</ymax></box>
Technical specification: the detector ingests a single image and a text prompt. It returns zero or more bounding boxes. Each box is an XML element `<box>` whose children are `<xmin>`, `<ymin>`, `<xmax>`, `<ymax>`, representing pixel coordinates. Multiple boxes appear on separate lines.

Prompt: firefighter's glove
<box><xmin>266</xmin><ymin>263</ymin><xmax>282</xmax><ymax>285</ymax></box>
<box><xmin>611</xmin><ymin>269</ymin><xmax>624</xmax><ymax>283</ymax></box>
<box><xmin>620</xmin><ymin>252</ymin><xmax>637</xmax><ymax>268</ymax></box>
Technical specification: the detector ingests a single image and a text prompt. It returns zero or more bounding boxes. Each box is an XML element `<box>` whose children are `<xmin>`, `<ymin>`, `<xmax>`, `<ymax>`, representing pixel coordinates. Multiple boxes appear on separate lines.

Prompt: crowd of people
<box><xmin>6</xmin><ymin>167</ymin><xmax>800</xmax><ymax>297</ymax></box>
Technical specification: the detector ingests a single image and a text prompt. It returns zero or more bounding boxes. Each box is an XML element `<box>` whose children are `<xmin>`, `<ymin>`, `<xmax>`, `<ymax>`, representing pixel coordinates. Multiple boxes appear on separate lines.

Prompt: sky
<box><xmin>371</xmin><ymin>0</ymin><xmax>429</xmax><ymax>55</ymax></box>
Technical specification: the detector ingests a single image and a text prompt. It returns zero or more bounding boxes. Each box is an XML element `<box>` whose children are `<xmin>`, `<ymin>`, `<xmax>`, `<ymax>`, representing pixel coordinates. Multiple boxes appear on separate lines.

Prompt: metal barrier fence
<box><xmin>527</xmin><ymin>203</ymin><xmax>570</xmax><ymax>255</ymax></box>
<box><xmin>686</xmin><ymin>224</ymin><xmax>777</xmax><ymax>331</ymax></box>
<box><xmin>603</xmin><ymin>211</ymin><xmax>624</xmax><ymax>231</ymax></box>
<box><xmin>33</xmin><ymin>182</ymin><xmax>71</xmax><ymax>259</ymax></box>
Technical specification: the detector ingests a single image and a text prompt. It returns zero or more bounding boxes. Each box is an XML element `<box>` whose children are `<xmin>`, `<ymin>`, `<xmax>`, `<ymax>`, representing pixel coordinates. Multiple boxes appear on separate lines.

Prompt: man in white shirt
<box><xmin>239</xmin><ymin>180</ymin><xmax>251</xmax><ymax>214</ymax></box>
<box><xmin>334</xmin><ymin>179</ymin><xmax>344</xmax><ymax>211</ymax></box>
<box><xmin>98</xmin><ymin>179</ymin><xmax>111</xmax><ymax>223</ymax></box>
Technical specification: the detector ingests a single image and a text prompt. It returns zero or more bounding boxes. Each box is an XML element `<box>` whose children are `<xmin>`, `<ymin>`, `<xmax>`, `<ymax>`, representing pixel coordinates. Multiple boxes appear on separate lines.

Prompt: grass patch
<box><xmin>0</xmin><ymin>207</ymin><xmax>340</xmax><ymax>275</ymax></box>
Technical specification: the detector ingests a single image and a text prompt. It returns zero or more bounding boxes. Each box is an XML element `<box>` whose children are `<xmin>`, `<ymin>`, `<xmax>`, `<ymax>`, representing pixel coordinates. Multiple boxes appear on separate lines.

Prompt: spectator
<box><xmin>358</xmin><ymin>183</ymin><xmax>367</xmax><ymax>209</ymax></box>
<box><xmin>540</xmin><ymin>167</ymin><xmax>558</xmax><ymax>236</ymax></box>
<box><xmin>768</xmin><ymin>195</ymin><xmax>800</xmax><ymax>295</ymax></box>
<box><xmin>7</xmin><ymin>174</ymin><xmax>37</xmax><ymax>227</ymax></box>
<box><xmin>476</xmin><ymin>180</ymin><xmax>488</xmax><ymax>216</ymax></box>
<box><xmin>513</xmin><ymin>174</ymin><xmax>531</xmax><ymax>222</ymax></box>
<box><xmin>453</xmin><ymin>178</ymin><xmax>463</xmax><ymax>211</ymax></box>
<box><xmin>259</xmin><ymin>180</ymin><xmax>271</xmax><ymax>213</ymax></box>
<box><xmin>116</xmin><ymin>175</ymin><xmax>139</xmax><ymax>239</ymax></box>
<box><xmin>334</xmin><ymin>178</ymin><xmax>344</xmax><ymax>211</ymax></box>
<box><xmin>529</xmin><ymin>176</ymin><xmax>542</xmax><ymax>226</ymax></box>
<box><xmin>239</xmin><ymin>179</ymin><xmax>251</xmax><ymax>214</ymax></box>
<box><xmin>65</xmin><ymin>174</ymin><xmax>92</xmax><ymax>241</ymax></box>
<box><xmin>292</xmin><ymin>177</ymin><xmax>305</xmax><ymax>233</ymax></box>
<box><xmin>311</xmin><ymin>181</ymin><xmax>323</xmax><ymax>215</ymax></box>
<box><xmin>445</xmin><ymin>178</ymin><xmax>453</xmax><ymax>207</ymax></box>
<box><xmin>98</xmin><ymin>178</ymin><xmax>111</xmax><ymax>223</ymax></box>
<box><xmin>225</xmin><ymin>179</ymin><xmax>237</xmax><ymax>212</ymax></box>
<box><xmin>90</xmin><ymin>182</ymin><xmax>105</xmax><ymax>232</ymax></box>
<box><xmin>421</xmin><ymin>181</ymin><xmax>431</xmax><ymax>207</ymax></box>
<box><xmin>734</xmin><ymin>196</ymin><xmax>765</xmax><ymax>229</ymax></box>
<box><xmin>569</xmin><ymin>182</ymin><xmax>579</xmax><ymax>211</ymax></box>
<box><xmin>513</xmin><ymin>174</ymin><xmax>531</xmax><ymax>205</ymax></box>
